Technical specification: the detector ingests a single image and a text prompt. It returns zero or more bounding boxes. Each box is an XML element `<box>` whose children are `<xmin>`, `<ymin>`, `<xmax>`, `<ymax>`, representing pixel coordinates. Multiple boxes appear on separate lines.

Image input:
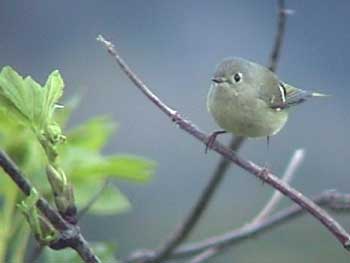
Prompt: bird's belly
<box><xmin>208</xmin><ymin>89</ymin><xmax>288</xmax><ymax>137</ymax></box>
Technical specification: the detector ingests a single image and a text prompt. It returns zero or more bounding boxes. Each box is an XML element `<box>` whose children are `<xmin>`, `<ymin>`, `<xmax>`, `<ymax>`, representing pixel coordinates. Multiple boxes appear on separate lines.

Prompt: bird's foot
<box><xmin>258</xmin><ymin>165</ymin><xmax>271</xmax><ymax>184</ymax></box>
<box><xmin>205</xmin><ymin>130</ymin><xmax>226</xmax><ymax>153</ymax></box>
<box><xmin>171</xmin><ymin>111</ymin><xmax>181</xmax><ymax>124</ymax></box>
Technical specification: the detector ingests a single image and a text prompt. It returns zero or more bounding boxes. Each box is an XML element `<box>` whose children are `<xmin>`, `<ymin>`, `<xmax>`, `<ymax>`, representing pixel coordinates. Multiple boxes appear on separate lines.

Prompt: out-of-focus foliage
<box><xmin>0</xmin><ymin>67</ymin><xmax>155</xmax><ymax>262</ymax></box>
<box><xmin>44</xmin><ymin>242</ymin><xmax>118</xmax><ymax>263</ymax></box>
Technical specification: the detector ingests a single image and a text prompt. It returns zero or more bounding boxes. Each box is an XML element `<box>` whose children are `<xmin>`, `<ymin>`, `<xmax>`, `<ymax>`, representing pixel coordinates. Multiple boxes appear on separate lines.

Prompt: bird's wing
<box><xmin>260</xmin><ymin>81</ymin><xmax>327</xmax><ymax>110</ymax></box>
<box><xmin>257</xmin><ymin>79</ymin><xmax>287</xmax><ymax>110</ymax></box>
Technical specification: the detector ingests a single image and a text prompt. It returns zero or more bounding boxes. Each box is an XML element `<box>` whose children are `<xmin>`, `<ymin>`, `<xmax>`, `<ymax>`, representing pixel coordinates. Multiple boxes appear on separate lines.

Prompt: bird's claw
<box><xmin>171</xmin><ymin>111</ymin><xmax>181</xmax><ymax>124</ymax></box>
<box><xmin>258</xmin><ymin>167</ymin><xmax>271</xmax><ymax>184</ymax></box>
<box><xmin>205</xmin><ymin>130</ymin><xmax>227</xmax><ymax>154</ymax></box>
<box><xmin>205</xmin><ymin>134</ymin><xmax>216</xmax><ymax>154</ymax></box>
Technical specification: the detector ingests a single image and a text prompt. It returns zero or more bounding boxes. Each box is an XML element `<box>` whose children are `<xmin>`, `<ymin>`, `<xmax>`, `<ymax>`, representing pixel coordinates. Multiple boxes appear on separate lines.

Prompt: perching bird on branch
<box><xmin>206</xmin><ymin>57</ymin><xmax>327</xmax><ymax>150</ymax></box>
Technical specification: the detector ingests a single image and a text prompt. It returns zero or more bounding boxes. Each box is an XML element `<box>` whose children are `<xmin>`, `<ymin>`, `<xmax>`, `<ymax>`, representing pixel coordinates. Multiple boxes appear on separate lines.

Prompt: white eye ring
<box><xmin>233</xmin><ymin>72</ymin><xmax>242</xmax><ymax>83</ymax></box>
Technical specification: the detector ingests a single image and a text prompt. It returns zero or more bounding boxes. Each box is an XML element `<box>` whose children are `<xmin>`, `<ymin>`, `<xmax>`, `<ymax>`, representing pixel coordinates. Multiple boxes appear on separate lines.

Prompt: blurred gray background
<box><xmin>1</xmin><ymin>0</ymin><xmax>350</xmax><ymax>262</ymax></box>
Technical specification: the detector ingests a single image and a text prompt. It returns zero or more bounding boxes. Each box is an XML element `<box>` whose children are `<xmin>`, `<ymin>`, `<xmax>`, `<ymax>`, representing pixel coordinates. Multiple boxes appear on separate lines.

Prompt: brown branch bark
<box><xmin>97</xmin><ymin>33</ymin><xmax>350</xmax><ymax>258</ymax></box>
<box><xmin>0</xmin><ymin>150</ymin><xmax>101</xmax><ymax>263</ymax></box>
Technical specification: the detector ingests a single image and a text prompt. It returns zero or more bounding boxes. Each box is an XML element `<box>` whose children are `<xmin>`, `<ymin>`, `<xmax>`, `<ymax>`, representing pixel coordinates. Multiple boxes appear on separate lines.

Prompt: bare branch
<box><xmin>190</xmin><ymin>249</ymin><xmax>216</xmax><ymax>263</ymax></box>
<box><xmin>188</xmin><ymin>190</ymin><xmax>350</xmax><ymax>263</ymax></box>
<box><xmin>269</xmin><ymin>0</ymin><xmax>291</xmax><ymax>72</ymax></box>
<box><xmin>126</xmin><ymin>190</ymin><xmax>350</xmax><ymax>263</ymax></box>
<box><xmin>98</xmin><ymin>34</ymin><xmax>350</xmax><ymax>254</ymax></box>
<box><xmin>0</xmin><ymin>150</ymin><xmax>101</xmax><ymax>263</ymax></box>
<box><xmin>0</xmin><ymin>150</ymin><xmax>67</xmax><ymax>231</ymax></box>
<box><xmin>190</xmin><ymin>148</ymin><xmax>306</xmax><ymax>263</ymax></box>
<box><xmin>252</xmin><ymin>148</ymin><xmax>305</xmax><ymax>224</ymax></box>
<box><xmin>143</xmin><ymin>136</ymin><xmax>244</xmax><ymax>263</ymax></box>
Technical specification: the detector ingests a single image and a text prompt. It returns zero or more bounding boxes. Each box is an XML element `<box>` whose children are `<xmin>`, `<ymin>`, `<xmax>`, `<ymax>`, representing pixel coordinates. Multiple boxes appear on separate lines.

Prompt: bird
<box><xmin>206</xmin><ymin>57</ymin><xmax>327</xmax><ymax>151</ymax></box>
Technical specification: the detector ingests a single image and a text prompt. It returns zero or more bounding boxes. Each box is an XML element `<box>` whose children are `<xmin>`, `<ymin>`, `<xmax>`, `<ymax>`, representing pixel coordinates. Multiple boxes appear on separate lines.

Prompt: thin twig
<box><xmin>0</xmin><ymin>150</ymin><xmax>101</xmax><ymax>263</ymax></box>
<box><xmin>187</xmin><ymin>190</ymin><xmax>350</xmax><ymax>263</ymax></box>
<box><xmin>147</xmin><ymin>136</ymin><xmax>244</xmax><ymax>263</ymax></box>
<box><xmin>190</xmin><ymin>249</ymin><xmax>216</xmax><ymax>263</ymax></box>
<box><xmin>252</xmin><ymin>148</ymin><xmax>305</xmax><ymax>224</ymax></box>
<box><xmin>126</xmin><ymin>190</ymin><xmax>350</xmax><ymax>263</ymax></box>
<box><xmin>269</xmin><ymin>0</ymin><xmax>289</xmax><ymax>72</ymax></box>
<box><xmin>190</xmin><ymin>148</ymin><xmax>305</xmax><ymax>263</ymax></box>
<box><xmin>98</xmin><ymin>35</ymin><xmax>350</xmax><ymax>253</ymax></box>
<box><xmin>0</xmin><ymin>150</ymin><xmax>67</xmax><ymax>231</ymax></box>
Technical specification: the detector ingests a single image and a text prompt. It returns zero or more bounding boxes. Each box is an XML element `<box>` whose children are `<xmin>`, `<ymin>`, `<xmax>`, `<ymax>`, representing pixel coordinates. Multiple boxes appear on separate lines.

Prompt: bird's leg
<box><xmin>266</xmin><ymin>136</ymin><xmax>271</xmax><ymax>165</ymax></box>
<box><xmin>258</xmin><ymin>167</ymin><xmax>271</xmax><ymax>185</ymax></box>
<box><xmin>260</xmin><ymin>136</ymin><xmax>271</xmax><ymax>184</ymax></box>
<box><xmin>205</xmin><ymin>130</ymin><xmax>227</xmax><ymax>153</ymax></box>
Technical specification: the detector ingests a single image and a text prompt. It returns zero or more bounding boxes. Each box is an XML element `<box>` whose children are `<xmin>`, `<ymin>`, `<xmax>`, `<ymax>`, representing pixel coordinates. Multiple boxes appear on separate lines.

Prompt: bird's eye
<box><xmin>233</xmin><ymin>73</ymin><xmax>242</xmax><ymax>83</ymax></box>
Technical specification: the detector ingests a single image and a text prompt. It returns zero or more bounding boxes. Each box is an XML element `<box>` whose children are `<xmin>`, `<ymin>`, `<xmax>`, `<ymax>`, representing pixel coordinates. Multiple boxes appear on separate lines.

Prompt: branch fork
<box><xmin>97</xmin><ymin>1</ymin><xmax>350</xmax><ymax>260</ymax></box>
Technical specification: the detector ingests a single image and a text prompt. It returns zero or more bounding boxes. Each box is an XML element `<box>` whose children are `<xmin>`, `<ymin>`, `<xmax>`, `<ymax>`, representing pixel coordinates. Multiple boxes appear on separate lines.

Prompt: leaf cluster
<box><xmin>0</xmin><ymin>66</ymin><xmax>155</xmax><ymax>261</ymax></box>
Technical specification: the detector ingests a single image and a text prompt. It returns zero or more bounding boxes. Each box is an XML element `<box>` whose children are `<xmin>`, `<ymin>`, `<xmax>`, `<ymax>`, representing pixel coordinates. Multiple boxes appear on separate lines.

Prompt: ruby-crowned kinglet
<box><xmin>206</xmin><ymin>57</ymin><xmax>326</xmax><ymax>148</ymax></box>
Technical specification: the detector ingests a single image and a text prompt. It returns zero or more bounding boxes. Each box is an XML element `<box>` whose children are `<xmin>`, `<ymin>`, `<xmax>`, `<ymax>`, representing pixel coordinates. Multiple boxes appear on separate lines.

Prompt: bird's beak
<box><xmin>211</xmin><ymin>77</ymin><xmax>224</xmax><ymax>84</ymax></box>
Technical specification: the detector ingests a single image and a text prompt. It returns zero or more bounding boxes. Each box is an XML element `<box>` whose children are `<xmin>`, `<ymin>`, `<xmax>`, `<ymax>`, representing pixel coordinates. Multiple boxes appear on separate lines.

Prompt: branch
<box><xmin>147</xmin><ymin>136</ymin><xmax>244</xmax><ymax>263</ymax></box>
<box><xmin>97</xmin><ymin>35</ymin><xmax>350</xmax><ymax>254</ymax></box>
<box><xmin>251</xmin><ymin>148</ymin><xmax>305</xmax><ymax>224</ymax></box>
<box><xmin>190</xmin><ymin>148</ymin><xmax>305</xmax><ymax>262</ymax></box>
<box><xmin>126</xmin><ymin>190</ymin><xmax>350</xmax><ymax>262</ymax></box>
<box><xmin>186</xmin><ymin>190</ymin><xmax>350</xmax><ymax>263</ymax></box>
<box><xmin>0</xmin><ymin>150</ymin><xmax>101</xmax><ymax>263</ymax></box>
<box><xmin>268</xmin><ymin>0</ymin><xmax>292</xmax><ymax>72</ymax></box>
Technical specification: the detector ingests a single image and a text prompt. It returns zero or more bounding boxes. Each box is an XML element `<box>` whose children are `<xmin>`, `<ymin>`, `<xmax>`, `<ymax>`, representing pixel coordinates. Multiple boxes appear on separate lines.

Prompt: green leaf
<box><xmin>17</xmin><ymin>188</ymin><xmax>40</xmax><ymax>212</ymax></box>
<box><xmin>44</xmin><ymin>247</ymin><xmax>83</xmax><ymax>263</ymax></box>
<box><xmin>0</xmin><ymin>66</ymin><xmax>65</xmax><ymax>151</ymax></box>
<box><xmin>0</xmin><ymin>67</ymin><xmax>34</xmax><ymax>125</ymax></box>
<box><xmin>16</xmin><ymin>189</ymin><xmax>57</xmax><ymax>245</ymax></box>
<box><xmin>0</xmin><ymin>109</ymin><xmax>49</xmax><ymax>191</ymax></box>
<box><xmin>99</xmin><ymin>155</ymin><xmax>155</xmax><ymax>181</ymax></box>
<box><xmin>56</xmin><ymin>115</ymin><xmax>155</xmax><ymax>183</ymax></box>
<box><xmin>23</xmin><ymin>76</ymin><xmax>45</xmax><ymax>128</ymax></box>
<box><xmin>92</xmin><ymin>242</ymin><xmax>118</xmax><ymax>262</ymax></box>
<box><xmin>8</xmin><ymin>222</ymin><xmax>31</xmax><ymax>263</ymax></box>
<box><xmin>66</xmin><ymin>117</ymin><xmax>116</xmax><ymax>151</ymax></box>
<box><xmin>68</xmin><ymin>153</ymin><xmax>155</xmax><ymax>182</ymax></box>
<box><xmin>75</xmin><ymin>182</ymin><xmax>131</xmax><ymax>215</ymax></box>
<box><xmin>44</xmin><ymin>242</ymin><xmax>118</xmax><ymax>263</ymax></box>
<box><xmin>43</xmin><ymin>70</ymin><xmax>64</xmax><ymax>121</ymax></box>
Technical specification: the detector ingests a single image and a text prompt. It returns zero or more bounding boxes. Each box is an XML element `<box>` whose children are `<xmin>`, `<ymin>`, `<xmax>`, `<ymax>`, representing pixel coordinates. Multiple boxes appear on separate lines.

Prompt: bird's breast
<box><xmin>207</xmin><ymin>85</ymin><xmax>288</xmax><ymax>137</ymax></box>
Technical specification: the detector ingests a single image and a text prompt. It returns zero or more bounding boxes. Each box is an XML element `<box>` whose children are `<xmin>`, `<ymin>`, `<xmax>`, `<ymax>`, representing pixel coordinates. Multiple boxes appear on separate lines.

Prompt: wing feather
<box><xmin>269</xmin><ymin>82</ymin><xmax>327</xmax><ymax>109</ymax></box>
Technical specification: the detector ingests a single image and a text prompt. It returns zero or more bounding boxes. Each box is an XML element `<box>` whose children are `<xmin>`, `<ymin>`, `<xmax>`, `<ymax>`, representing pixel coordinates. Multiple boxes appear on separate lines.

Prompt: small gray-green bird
<box><xmin>206</xmin><ymin>57</ymin><xmax>326</xmax><ymax>149</ymax></box>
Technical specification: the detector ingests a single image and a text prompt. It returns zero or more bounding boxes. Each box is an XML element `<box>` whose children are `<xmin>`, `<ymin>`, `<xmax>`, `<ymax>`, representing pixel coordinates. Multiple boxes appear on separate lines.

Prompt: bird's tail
<box><xmin>283</xmin><ymin>82</ymin><xmax>329</xmax><ymax>107</ymax></box>
<box><xmin>310</xmin><ymin>92</ymin><xmax>329</xmax><ymax>97</ymax></box>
